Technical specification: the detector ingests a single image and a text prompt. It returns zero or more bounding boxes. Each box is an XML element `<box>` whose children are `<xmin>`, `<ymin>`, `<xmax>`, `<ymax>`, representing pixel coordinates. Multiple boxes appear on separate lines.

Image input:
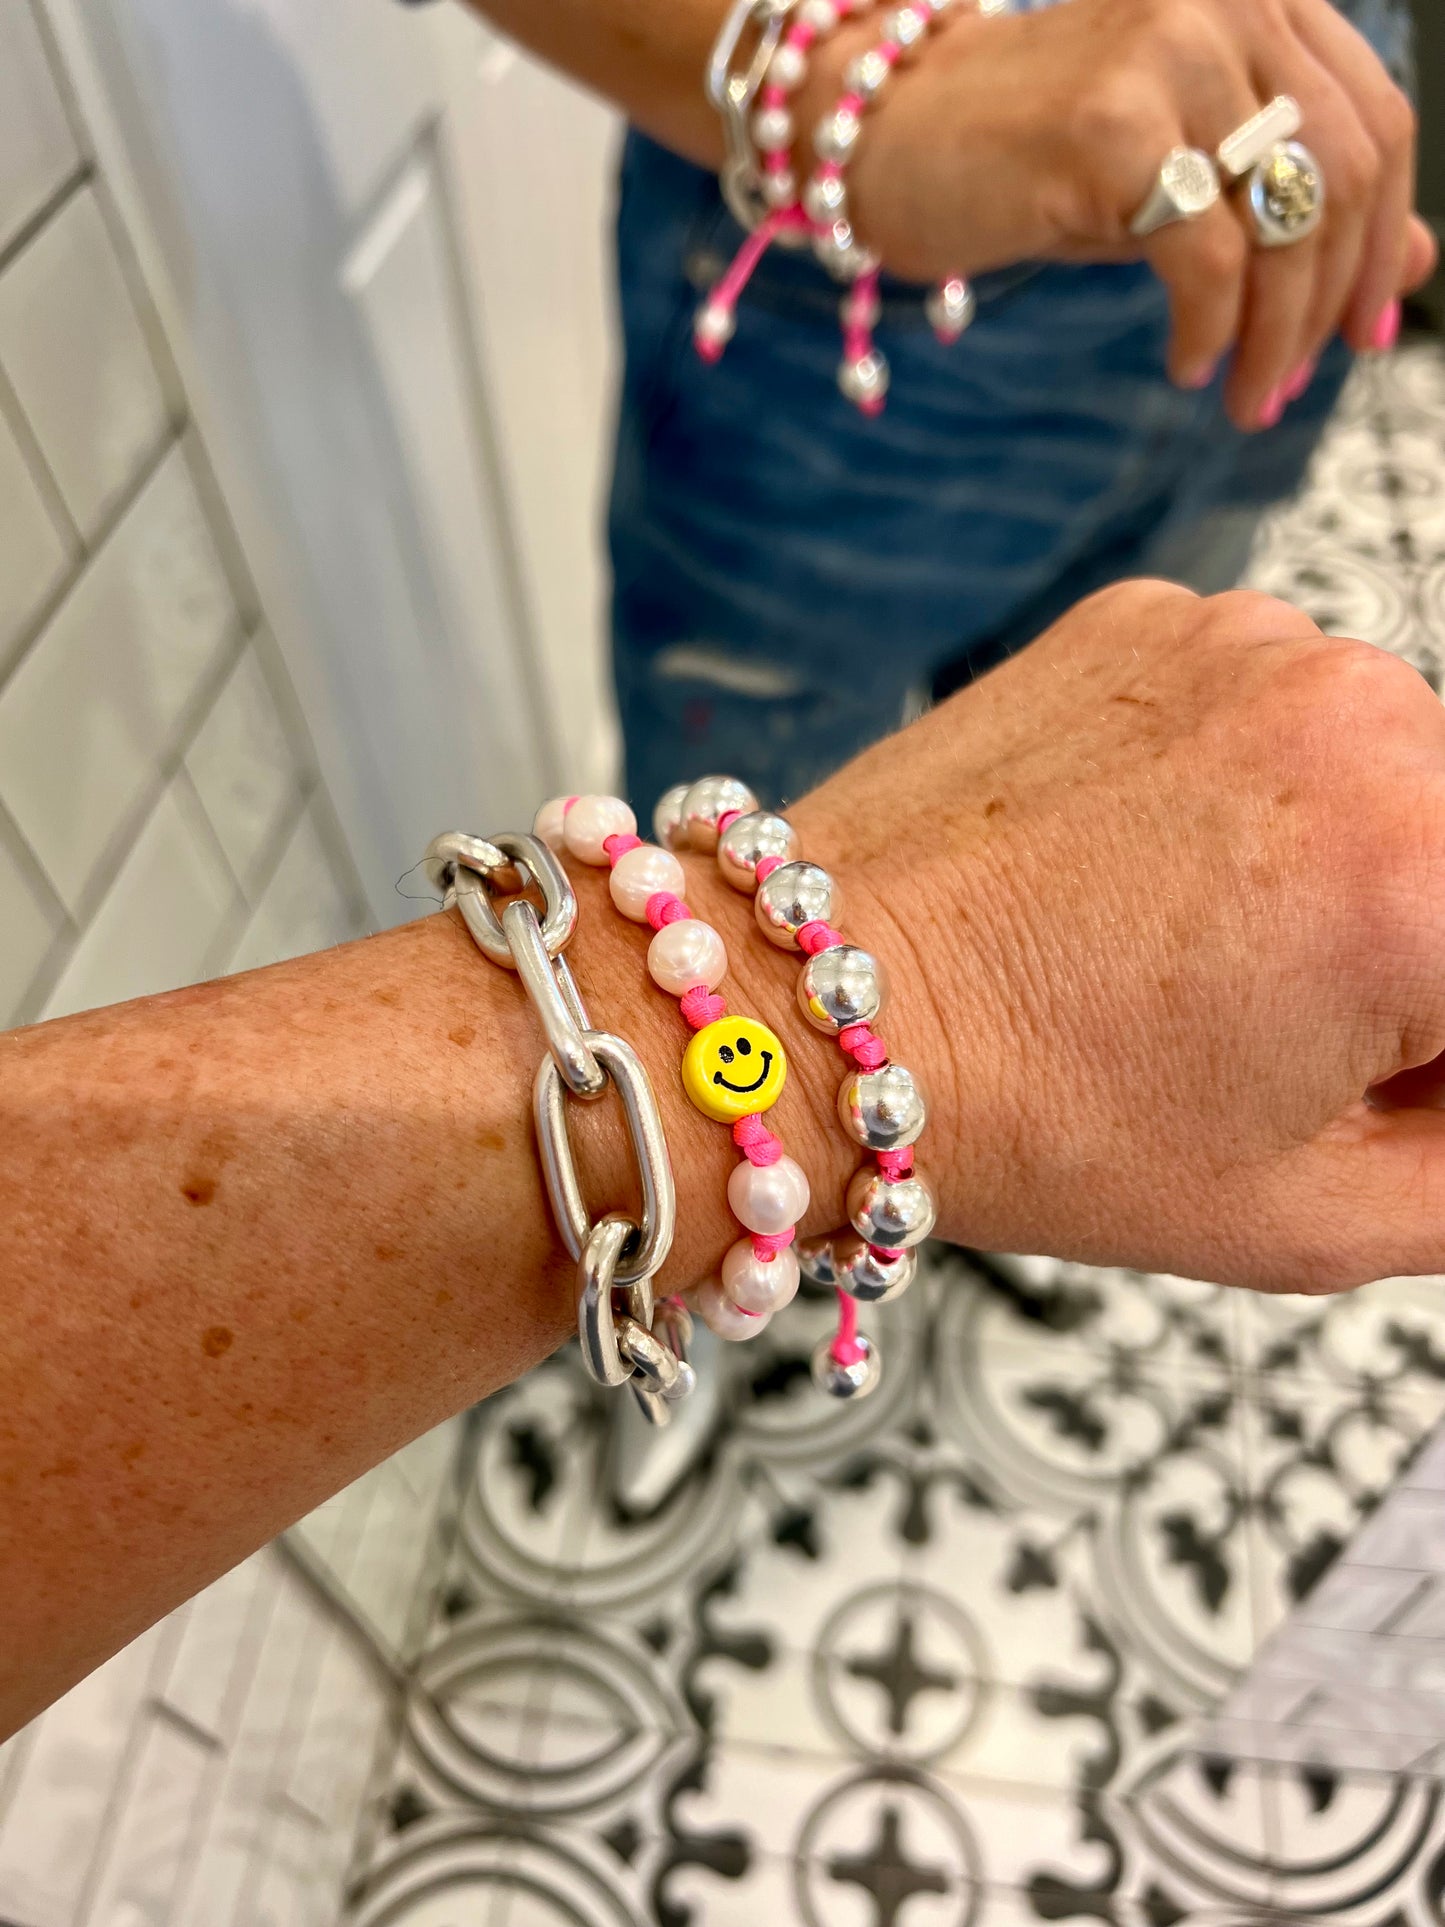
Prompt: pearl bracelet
<box><xmin>535</xmin><ymin>786</ymin><xmax>812</xmax><ymax>1348</ymax></box>
<box><xmin>698</xmin><ymin>0</ymin><xmax>978</xmax><ymax>416</ymax></box>
<box><xmin>658</xmin><ymin>778</ymin><xmax>936</xmax><ymax>1401</ymax></box>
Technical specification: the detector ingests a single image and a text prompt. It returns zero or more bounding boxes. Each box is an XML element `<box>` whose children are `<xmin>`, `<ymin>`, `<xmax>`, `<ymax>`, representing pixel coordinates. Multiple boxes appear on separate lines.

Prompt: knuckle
<box><xmin>1071</xmin><ymin>72</ymin><xmax>1163</xmax><ymax>159</ymax></box>
<box><xmin>1188</xmin><ymin>216</ymin><xmax>1247</xmax><ymax>284</ymax></box>
<box><xmin>1330</xmin><ymin>128</ymin><xmax>1381</xmax><ymax>205</ymax></box>
<box><xmin>1376</xmin><ymin>85</ymin><xmax>1415</xmax><ymax>159</ymax></box>
<box><xmin>1202</xmin><ymin>587</ymin><xmax>1317</xmax><ymax>643</ymax></box>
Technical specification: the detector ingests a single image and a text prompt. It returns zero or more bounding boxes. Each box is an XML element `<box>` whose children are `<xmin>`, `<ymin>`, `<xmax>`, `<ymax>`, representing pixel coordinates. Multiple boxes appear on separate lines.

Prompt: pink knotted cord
<box><xmin>695</xmin><ymin>207</ymin><xmax>810</xmax><ymax>364</ymax></box>
<box><xmin>679</xmin><ymin>984</ymin><xmax>727</xmax><ymax>1029</ymax></box>
<box><xmin>841</xmin><ymin>269</ymin><xmax>886</xmax><ymax>417</ymax></box>
<box><xmin>755</xmin><ymin>855</ymin><xmax>784</xmax><ymax>884</ymax></box>
<box><xmin>646</xmin><ymin>891</ymin><xmax>691</xmax><ymax>929</ymax></box>
<box><xmin>752</xmin><ymin>1228</ymin><xmax>796</xmax><ymax>1262</ymax></box>
<box><xmin>733</xmin><ymin>1114</ymin><xmax>783</xmax><ymax>1166</ymax></box>
<box><xmin>562</xmin><ymin>796</ymin><xmax>579</xmax><ymax>814</ymax></box>
<box><xmin>603</xmin><ymin>833</ymin><xmax>643</xmax><ymax>863</ymax></box>
<box><xmin>877</xmin><ymin>1147</ymin><xmax>914</xmax><ymax>1181</ymax></box>
<box><xmin>831</xmin><ymin>1290</ymin><xmax>865</xmax><ymax>1367</ymax></box>
<box><xmin>839</xmin><ymin>1022</ymin><xmax>888</xmax><ymax>1069</ymax></box>
<box><xmin>798</xmin><ymin>921</ymin><xmax>844</xmax><ymax>956</ymax></box>
<box><xmin>717</xmin><ymin>809</ymin><xmax>744</xmax><ymax>838</ymax></box>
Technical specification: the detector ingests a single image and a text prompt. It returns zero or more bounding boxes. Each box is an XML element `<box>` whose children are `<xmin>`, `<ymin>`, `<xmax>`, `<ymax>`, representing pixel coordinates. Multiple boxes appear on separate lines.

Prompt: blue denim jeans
<box><xmin>607</xmin><ymin>1</ymin><xmax>1410</xmax><ymax>813</ymax></box>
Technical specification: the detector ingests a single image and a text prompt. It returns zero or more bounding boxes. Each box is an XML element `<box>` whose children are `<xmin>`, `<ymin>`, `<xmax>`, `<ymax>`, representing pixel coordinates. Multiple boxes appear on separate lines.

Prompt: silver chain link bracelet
<box><xmin>424</xmin><ymin>830</ymin><xmax>695</xmax><ymax>1425</ymax></box>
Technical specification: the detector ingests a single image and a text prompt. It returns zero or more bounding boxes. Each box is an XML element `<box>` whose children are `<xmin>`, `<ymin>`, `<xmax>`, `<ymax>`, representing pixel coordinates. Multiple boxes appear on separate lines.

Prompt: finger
<box><xmin>1145</xmin><ymin>206</ymin><xmax>1248</xmax><ymax>389</ymax></box>
<box><xmin>1223</xmin><ymin>214</ymin><xmax>1323</xmax><ymax>430</ymax></box>
<box><xmin>1285</xmin><ymin>0</ymin><xmax>1417</xmax><ymax>352</ymax></box>
<box><xmin>1272</xmin><ymin>1107</ymin><xmax>1445</xmax><ymax>1290</ymax></box>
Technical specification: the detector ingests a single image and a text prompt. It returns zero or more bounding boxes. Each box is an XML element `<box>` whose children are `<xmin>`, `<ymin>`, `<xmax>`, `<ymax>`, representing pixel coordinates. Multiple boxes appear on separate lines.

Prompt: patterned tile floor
<box><xmin>346</xmin><ymin>341</ymin><xmax>1445</xmax><ymax>1927</ymax></box>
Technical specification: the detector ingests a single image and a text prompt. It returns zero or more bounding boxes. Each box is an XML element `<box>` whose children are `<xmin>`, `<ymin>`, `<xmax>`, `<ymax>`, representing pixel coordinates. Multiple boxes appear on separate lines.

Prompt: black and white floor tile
<box><xmin>346</xmin><ymin>343</ymin><xmax>1445</xmax><ymax>1927</ymax></box>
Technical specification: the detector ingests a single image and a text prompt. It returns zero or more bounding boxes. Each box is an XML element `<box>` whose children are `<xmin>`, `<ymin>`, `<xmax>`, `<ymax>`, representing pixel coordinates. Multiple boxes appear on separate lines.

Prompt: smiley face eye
<box><xmin>718</xmin><ymin>1044</ymin><xmax>735</xmax><ymax>1065</ymax></box>
<box><xmin>735</xmin><ymin>1036</ymin><xmax>752</xmax><ymax>1057</ymax></box>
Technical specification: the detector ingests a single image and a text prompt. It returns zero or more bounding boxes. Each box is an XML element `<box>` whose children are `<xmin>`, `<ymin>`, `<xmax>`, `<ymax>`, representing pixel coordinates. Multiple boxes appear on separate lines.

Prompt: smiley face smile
<box><xmin>713</xmin><ymin>1051</ymin><xmax>773</xmax><ymax>1094</ymax></box>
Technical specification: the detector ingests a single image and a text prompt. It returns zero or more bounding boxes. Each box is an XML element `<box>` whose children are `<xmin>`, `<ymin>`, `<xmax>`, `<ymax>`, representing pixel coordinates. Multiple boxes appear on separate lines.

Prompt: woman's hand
<box><xmin>791</xmin><ymin>579</ymin><xmax>1445</xmax><ymax>1294</ymax></box>
<box><xmin>826</xmin><ymin>0</ymin><xmax>1436</xmax><ymax>427</ymax></box>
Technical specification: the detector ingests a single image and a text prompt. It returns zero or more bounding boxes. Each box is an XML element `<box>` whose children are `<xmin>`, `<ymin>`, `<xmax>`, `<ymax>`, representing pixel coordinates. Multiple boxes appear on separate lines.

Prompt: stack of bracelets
<box><xmin>425</xmin><ymin>773</ymin><xmax>934</xmax><ymax>1412</ymax></box>
<box><xmin>698</xmin><ymin>0</ymin><xmax>986</xmax><ymax>415</ymax></box>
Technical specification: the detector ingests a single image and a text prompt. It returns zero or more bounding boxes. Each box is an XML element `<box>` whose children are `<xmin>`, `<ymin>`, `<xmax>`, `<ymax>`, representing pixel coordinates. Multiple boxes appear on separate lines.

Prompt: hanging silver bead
<box><xmin>756</xmin><ymin>861</ymin><xmax>841</xmax><ymax>948</ymax></box>
<box><xmin>797</xmin><ymin>943</ymin><xmax>887</xmax><ymax>1033</ymax></box>
<box><xmin>838</xmin><ymin>1064</ymin><xmax>928</xmax><ymax>1151</ymax></box>
<box><xmin>839</xmin><ymin>349</ymin><xmax>890</xmax><ymax>408</ymax></box>
<box><xmin>832</xmin><ymin>1234</ymin><xmax>916</xmax><ymax>1303</ymax></box>
<box><xmin>815</xmin><ymin>104</ymin><xmax>862</xmax><ymax>165</ymax></box>
<box><xmin>694</xmin><ymin>300</ymin><xmax>738</xmax><ymax>353</ymax></box>
<box><xmin>811</xmin><ymin>1331</ymin><xmax>882</xmax><ymax>1399</ymax></box>
<box><xmin>796</xmin><ymin>1230</ymin><xmax>845</xmax><ymax>1287</ymax></box>
<box><xmin>845</xmin><ymin>47</ymin><xmax>893</xmax><ymax>101</ymax></box>
<box><xmin>680</xmin><ymin>775</ymin><xmax>760</xmax><ymax>852</ymax></box>
<box><xmin>653</xmin><ymin>783</ymin><xmax>691</xmax><ymax>851</ymax></box>
<box><xmin>716</xmin><ymin>810</ymin><xmax>801</xmax><ymax>891</ymax></box>
<box><xmin>847</xmin><ymin>1164</ymin><xmax>937</xmax><ymax>1248</ymax></box>
<box><xmin>925</xmin><ymin>276</ymin><xmax>976</xmax><ymax>342</ymax></box>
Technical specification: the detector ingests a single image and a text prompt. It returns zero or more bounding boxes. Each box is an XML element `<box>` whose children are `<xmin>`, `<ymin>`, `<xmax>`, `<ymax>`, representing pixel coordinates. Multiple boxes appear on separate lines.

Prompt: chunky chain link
<box><xmin>425</xmin><ymin>831</ymin><xmax>690</xmax><ymax>1420</ymax></box>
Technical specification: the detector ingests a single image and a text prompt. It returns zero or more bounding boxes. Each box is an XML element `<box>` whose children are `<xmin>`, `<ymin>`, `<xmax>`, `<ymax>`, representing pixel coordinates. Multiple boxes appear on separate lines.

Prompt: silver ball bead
<box><xmin>832</xmin><ymin>1233</ymin><xmax>916</xmax><ymax>1304</ymax></box>
<box><xmin>695</xmin><ymin>300</ymin><xmax>738</xmax><ymax>350</ymax></box>
<box><xmin>838</xmin><ymin>1063</ymin><xmax>928</xmax><ymax>1151</ymax></box>
<box><xmin>796</xmin><ymin>1231</ymin><xmax>845</xmax><ymax>1287</ymax></box>
<box><xmin>811</xmin><ymin>1331</ymin><xmax>882</xmax><ymax>1399</ymax></box>
<box><xmin>680</xmin><ymin>775</ymin><xmax>760</xmax><ymax>853</ymax></box>
<box><xmin>845</xmin><ymin>46</ymin><xmax>893</xmax><ymax>100</ymax></box>
<box><xmin>763</xmin><ymin>168</ymin><xmax>798</xmax><ymax>210</ymax></box>
<box><xmin>769</xmin><ymin>41</ymin><xmax>807</xmax><ymax>91</ymax></box>
<box><xmin>815</xmin><ymin>105</ymin><xmax>861</xmax><ymax>165</ymax></box>
<box><xmin>716</xmin><ymin>810</ymin><xmax>800</xmax><ymax>892</ymax></box>
<box><xmin>753</xmin><ymin>104</ymin><xmax>794</xmax><ymax>152</ymax></box>
<box><xmin>799</xmin><ymin>0</ymin><xmax>839</xmax><ymax>27</ymax></box>
<box><xmin>886</xmin><ymin>5</ymin><xmax>928</xmax><ymax>48</ymax></box>
<box><xmin>797</xmin><ymin>943</ymin><xmax>887</xmax><ymax>1033</ymax></box>
<box><xmin>653</xmin><ymin>783</ymin><xmax>691</xmax><ymax>851</ymax></box>
<box><xmin>847</xmin><ymin>1164</ymin><xmax>937</xmax><ymax>1249</ymax></box>
<box><xmin>925</xmin><ymin>276</ymin><xmax>975</xmax><ymax>341</ymax></box>
<box><xmin>839</xmin><ymin>349</ymin><xmax>890</xmax><ymax>408</ymax></box>
<box><xmin>924</xmin><ymin>0</ymin><xmax>955</xmax><ymax>12</ymax></box>
<box><xmin>804</xmin><ymin>172</ymin><xmax>848</xmax><ymax>225</ymax></box>
<box><xmin>755</xmin><ymin>860</ymin><xmax>841</xmax><ymax>949</ymax></box>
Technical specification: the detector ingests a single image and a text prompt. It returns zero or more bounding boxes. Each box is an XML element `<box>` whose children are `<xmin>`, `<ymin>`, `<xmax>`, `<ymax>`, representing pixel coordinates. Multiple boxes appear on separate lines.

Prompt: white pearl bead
<box><xmin>727</xmin><ymin>1154</ymin><xmax>811</xmax><ymax>1235</ymax></box>
<box><xmin>799</xmin><ymin>0</ymin><xmax>839</xmax><ymax>29</ymax></box>
<box><xmin>697</xmin><ymin>1276</ymin><xmax>771</xmax><ymax>1341</ymax></box>
<box><xmin>769</xmin><ymin>42</ymin><xmax>806</xmax><ymax>91</ymax></box>
<box><xmin>722</xmin><ymin>1239</ymin><xmax>801</xmax><ymax>1315</ymax></box>
<box><xmin>763</xmin><ymin>169</ymin><xmax>798</xmax><ymax>209</ymax></box>
<box><xmin>561</xmin><ymin>795</ymin><xmax>636</xmax><ymax>865</ymax></box>
<box><xmin>647</xmin><ymin>919</ymin><xmax>727</xmax><ymax>996</ymax></box>
<box><xmin>753</xmin><ymin>105</ymin><xmax>793</xmax><ymax>153</ymax></box>
<box><xmin>532</xmin><ymin>797</ymin><xmax>569</xmax><ymax>852</ymax></box>
<box><xmin>609</xmin><ymin>844</ymin><xmax>685</xmax><ymax>921</ymax></box>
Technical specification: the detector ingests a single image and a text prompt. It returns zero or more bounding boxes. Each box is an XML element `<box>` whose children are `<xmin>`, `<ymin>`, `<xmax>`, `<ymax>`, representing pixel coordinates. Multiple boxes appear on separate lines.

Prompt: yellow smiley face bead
<box><xmin>682</xmin><ymin>1017</ymin><xmax>788</xmax><ymax>1123</ymax></box>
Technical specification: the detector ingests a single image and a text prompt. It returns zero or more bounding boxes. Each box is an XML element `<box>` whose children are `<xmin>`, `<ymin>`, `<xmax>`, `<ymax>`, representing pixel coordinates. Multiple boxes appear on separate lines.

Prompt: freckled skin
<box><xmin>181</xmin><ymin>1177</ymin><xmax>216</xmax><ymax>1206</ymax></box>
<box><xmin>201</xmin><ymin>1327</ymin><xmax>233</xmax><ymax>1359</ymax></box>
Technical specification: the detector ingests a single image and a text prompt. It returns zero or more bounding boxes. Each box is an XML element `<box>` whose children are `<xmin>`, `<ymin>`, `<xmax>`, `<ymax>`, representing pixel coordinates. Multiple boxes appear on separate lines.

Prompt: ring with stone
<box><xmin>1129</xmin><ymin>146</ymin><xmax>1222</xmax><ymax>238</ymax></box>
<box><xmin>1216</xmin><ymin>94</ymin><xmax>1303</xmax><ymax>180</ymax></box>
<box><xmin>1247</xmin><ymin>139</ymin><xmax>1325</xmax><ymax>248</ymax></box>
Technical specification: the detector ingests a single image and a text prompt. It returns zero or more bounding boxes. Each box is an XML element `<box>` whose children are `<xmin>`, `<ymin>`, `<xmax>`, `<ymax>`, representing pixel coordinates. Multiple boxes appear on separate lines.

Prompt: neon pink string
<box><xmin>797</xmin><ymin>921</ymin><xmax>844</xmax><ymax>956</ymax></box>
<box><xmin>733</xmin><ymin>1115</ymin><xmax>783</xmax><ymax>1165</ymax></box>
<box><xmin>877</xmin><ymin>1147</ymin><xmax>914</xmax><ymax>1181</ymax></box>
<box><xmin>680</xmin><ymin>985</ymin><xmax>727</xmax><ymax>1029</ymax></box>
<box><xmin>717</xmin><ymin>809</ymin><xmax>743</xmax><ymax>837</ymax></box>
<box><xmin>646</xmin><ymin>892</ymin><xmax>691</xmax><ymax>930</ymax></box>
<box><xmin>755</xmin><ymin>855</ymin><xmax>783</xmax><ymax>883</ymax></box>
<box><xmin>831</xmin><ymin>1289</ymin><xmax>865</xmax><ymax>1367</ymax></box>
<box><xmin>696</xmin><ymin>208</ymin><xmax>810</xmax><ymax>365</ymax></box>
<box><xmin>752</xmin><ymin>1228</ymin><xmax>795</xmax><ymax>1261</ymax></box>
<box><xmin>562</xmin><ymin>796</ymin><xmax>579</xmax><ymax>814</ymax></box>
<box><xmin>839</xmin><ymin>1023</ymin><xmax>888</xmax><ymax>1069</ymax></box>
<box><xmin>604</xmin><ymin>833</ymin><xmax>643</xmax><ymax>864</ymax></box>
<box><xmin>870</xmin><ymin>1243</ymin><xmax>905</xmax><ymax>1263</ymax></box>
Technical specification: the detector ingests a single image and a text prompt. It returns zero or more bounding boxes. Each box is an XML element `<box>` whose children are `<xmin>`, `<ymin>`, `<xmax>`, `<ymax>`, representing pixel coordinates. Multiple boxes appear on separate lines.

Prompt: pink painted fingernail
<box><xmin>1180</xmin><ymin>358</ymin><xmax>1219</xmax><ymax>391</ymax></box>
<box><xmin>1282</xmin><ymin>357</ymin><xmax>1317</xmax><ymax>404</ymax></box>
<box><xmin>1369</xmin><ymin>299</ymin><xmax>1401</xmax><ymax>353</ymax></box>
<box><xmin>1257</xmin><ymin>385</ymin><xmax>1286</xmax><ymax>430</ymax></box>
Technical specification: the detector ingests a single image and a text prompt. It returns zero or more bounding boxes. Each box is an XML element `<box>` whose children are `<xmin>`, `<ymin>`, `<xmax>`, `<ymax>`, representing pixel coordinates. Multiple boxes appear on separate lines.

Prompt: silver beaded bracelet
<box><xmin>424</xmin><ymin>829</ymin><xmax>695</xmax><ymax>1424</ymax></box>
<box><xmin>707</xmin><ymin>0</ymin><xmax>801</xmax><ymax>231</ymax></box>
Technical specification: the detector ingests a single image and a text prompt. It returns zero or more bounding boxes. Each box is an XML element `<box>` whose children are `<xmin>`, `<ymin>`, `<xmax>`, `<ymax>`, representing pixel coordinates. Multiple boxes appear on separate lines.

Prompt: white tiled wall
<box><xmin>0</xmin><ymin>2</ymin><xmax>455</xmax><ymax>1920</ymax></box>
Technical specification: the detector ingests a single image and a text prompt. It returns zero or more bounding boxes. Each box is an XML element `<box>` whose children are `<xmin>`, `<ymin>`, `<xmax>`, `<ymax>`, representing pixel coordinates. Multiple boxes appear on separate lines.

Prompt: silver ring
<box><xmin>1129</xmin><ymin>146</ymin><xmax>1221</xmax><ymax>237</ymax></box>
<box><xmin>1217</xmin><ymin>94</ymin><xmax>1302</xmax><ymax>180</ymax></box>
<box><xmin>1247</xmin><ymin>139</ymin><xmax>1325</xmax><ymax>248</ymax></box>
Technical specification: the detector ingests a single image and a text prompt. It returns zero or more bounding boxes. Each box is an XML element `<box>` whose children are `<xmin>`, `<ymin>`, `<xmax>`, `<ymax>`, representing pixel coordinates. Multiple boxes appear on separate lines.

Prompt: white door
<box><xmin>42</xmin><ymin>0</ymin><xmax>621</xmax><ymax>923</ymax></box>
